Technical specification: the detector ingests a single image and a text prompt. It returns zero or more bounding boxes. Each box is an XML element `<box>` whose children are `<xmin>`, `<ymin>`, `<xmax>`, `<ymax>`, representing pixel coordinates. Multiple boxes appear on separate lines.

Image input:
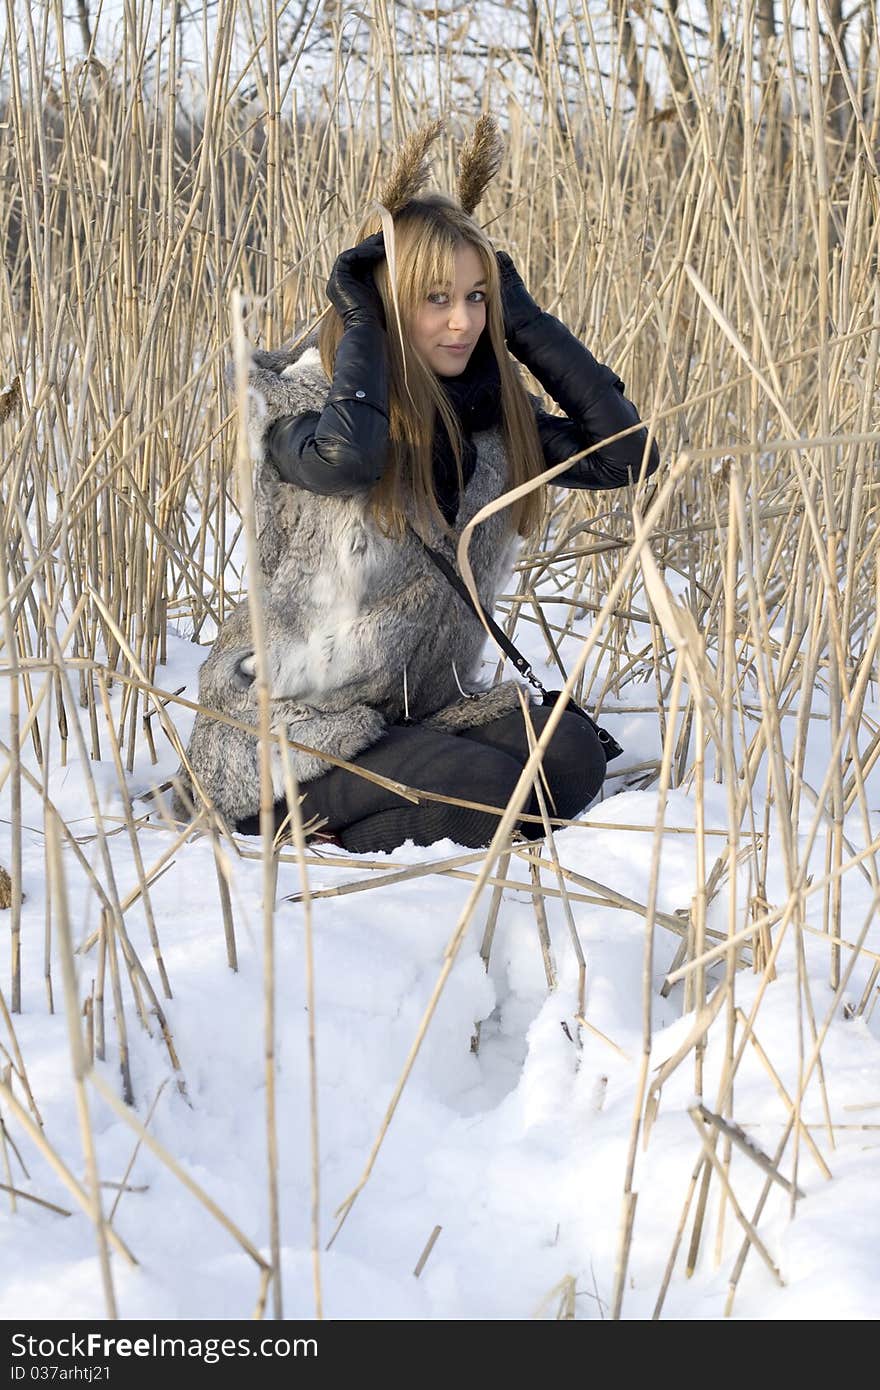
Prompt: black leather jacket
<box><xmin>265</xmin><ymin>313</ymin><xmax>659</xmax><ymax>495</ymax></box>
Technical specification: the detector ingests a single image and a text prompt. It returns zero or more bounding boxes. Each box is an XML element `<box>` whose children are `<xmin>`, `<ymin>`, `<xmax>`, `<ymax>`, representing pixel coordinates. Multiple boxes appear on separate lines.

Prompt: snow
<box><xmin>2</xmin><ymin>610</ymin><xmax>879</xmax><ymax>1322</ymax></box>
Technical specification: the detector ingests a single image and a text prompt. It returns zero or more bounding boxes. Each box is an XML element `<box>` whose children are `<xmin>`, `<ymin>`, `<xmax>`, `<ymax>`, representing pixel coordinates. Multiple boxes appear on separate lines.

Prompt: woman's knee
<box><xmin>300</xmin><ymin>723</ymin><xmax>525</xmax><ymax>838</ymax></box>
<box><xmin>520</xmin><ymin>705</ymin><xmax>607</xmax><ymax>818</ymax></box>
<box><xmin>337</xmin><ymin>742</ymin><xmax>526</xmax><ymax>851</ymax></box>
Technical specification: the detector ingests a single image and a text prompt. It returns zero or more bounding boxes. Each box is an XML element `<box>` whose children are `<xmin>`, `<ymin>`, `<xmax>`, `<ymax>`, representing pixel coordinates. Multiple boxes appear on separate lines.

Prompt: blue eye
<box><xmin>427</xmin><ymin>290</ymin><xmax>487</xmax><ymax>305</ymax></box>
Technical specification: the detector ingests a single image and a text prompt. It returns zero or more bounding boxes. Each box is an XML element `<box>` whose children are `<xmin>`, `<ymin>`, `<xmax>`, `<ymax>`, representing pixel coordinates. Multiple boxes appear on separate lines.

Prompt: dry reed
<box><xmin>1</xmin><ymin>0</ymin><xmax>878</xmax><ymax>1321</ymax></box>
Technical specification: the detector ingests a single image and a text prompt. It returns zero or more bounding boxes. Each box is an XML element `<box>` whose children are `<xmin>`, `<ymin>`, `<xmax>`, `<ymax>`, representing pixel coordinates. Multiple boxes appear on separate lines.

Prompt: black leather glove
<box><xmin>496</xmin><ymin>249</ymin><xmax>543</xmax><ymax>347</ymax></box>
<box><xmin>326</xmin><ymin>231</ymin><xmax>386</xmax><ymax>328</ymax></box>
<box><xmin>266</xmin><ymin>233</ymin><xmax>390</xmax><ymax>494</ymax></box>
<box><xmin>495</xmin><ymin>249</ymin><xmax>659</xmax><ymax>487</ymax></box>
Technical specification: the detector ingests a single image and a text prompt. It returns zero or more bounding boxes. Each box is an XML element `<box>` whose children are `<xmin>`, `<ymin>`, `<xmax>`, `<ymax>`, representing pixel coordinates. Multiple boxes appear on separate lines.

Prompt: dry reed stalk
<box><xmin>547</xmin><ymin>860</ymin><xmax>712</xmax><ymax>941</ymax></box>
<box><xmin>664</xmin><ymin>824</ymin><xmax>880</xmax><ymax>988</ymax></box>
<box><xmin>806</xmin><ymin>2</ymin><xmax>846</xmax><ymax>1001</ymax></box>
<box><xmin>329</xmin><ymin>464</ymin><xmax>685</xmax><ymax>1243</ymax></box>
<box><xmin>413</xmin><ymin>1225</ymin><xmax>442</xmax><ymax>1279</ymax></box>
<box><xmin>687</xmin><ymin>1108</ymin><xmax>784</xmax><ymax>1289</ymax></box>
<box><xmin>293</xmin><ymin>860</ymin><xmax>640</xmax><ymax>912</ymax></box>
<box><xmin>46</xmin><ymin>807</ymin><xmax>118</xmax><ymax>1317</ymax></box>
<box><xmin>96</xmin><ymin>673</ymin><xmax>171</xmax><ymax>998</ymax></box>
<box><xmin>725</xmin><ymin>885</ymin><xmax>880</xmax><ymax>1314</ymax></box>
<box><xmin>0</xmin><ymin>523</ymin><xmax>23</xmax><ymax>1012</ymax></box>
<box><xmin>108</xmin><ymin>1080</ymin><xmax>169</xmax><ymax>1224</ymax></box>
<box><xmin>1</xmin><ymin>0</ymin><xmax>878</xmax><ymax>1322</ymax></box>
<box><xmin>643</xmin><ymin>983</ymin><xmax>727</xmax><ymax>1146</ymax></box>
<box><xmin>103</xmin><ymin>910</ymin><xmax>134</xmax><ymax>1107</ymax></box>
<box><xmin>693</xmin><ymin>1102</ymin><xmax>804</xmax><ymax>1199</ymax></box>
<box><xmin>471</xmin><ymin>845</ymin><xmax>514</xmax><ymax>1055</ymax></box>
<box><xmin>62</xmin><ymin>660</ymin><xmax>423</xmax><ymax>808</ymax></box>
<box><xmin>276</xmin><ymin>694</ymin><xmax>323</xmax><ymax>1318</ymax></box>
<box><xmin>284</xmin><ymin>849</ymin><xmax>495</xmax><ymax>904</ymax></box>
<box><xmin>253</xmin><ymin>1267</ymin><xmax>272</xmax><ymax>1321</ymax></box>
<box><xmin>0</xmin><ymin>612</ymin><xmax>91</xmax><ymax>776</ymax></box>
<box><xmin>478</xmin><ymin>846</ymin><xmax>512</xmax><ymax>974</ymax></box>
<box><xmin>231</xmin><ymin>290</ymin><xmax>282</xmax><ymax>1319</ymax></box>
<box><xmin>211</xmin><ymin>829</ymin><xmax>239</xmax><ymax>972</ymax></box>
<box><xmin>517</xmin><ymin>695</ymin><xmax>586</xmax><ymax>1016</ymax></box>
<box><xmin>527</xmin><ymin>849</ymin><xmax>557</xmax><ymax>991</ymax></box>
<box><xmin>10</xmin><ymin>519</ymin><xmax>134</xmax><ymax>974</ymax></box>
<box><xmin>611</xmin><ymin>652</ymin><xmax>687</xmax><ymax>1318</ymax></box>
<box><xmin>88</xmin><ymin>1069</ymin><xmax>269</xmax><ymax>1274</ymax></box>
<box><xmin>75</xmin><ymin>903</ymin><xmax>186</xmax><ymax>1087</ymax></box>
<box><xmin>691</xmin><ymin>703</ymin><xmax>707</xmax><ymax>1093</ymax></box>
<box><xmin>572</xmin><ymin>1015</ymin><xmax>630</xmax><ymax>1062</ymax></box>
<box><xmin>0</xmin><ymin>1079</ymin><xmax>29</xmax><ymax>1185</ymax></box>
<box><xmin>94</xmin><ymin>922</ymin><xmax>106</xmax><ymax>1065</ymax></box>
<box><xmin>0</xmin><ymin>1085</ymin><xmax>16</xmax><ymax>1214</ymax></box>
<box><xmin>0</xmin><ymin>981</ymin><xmax>42</xmax><ymax>1130</ymax></box>
<box><xmin>735</xmin><ymin>1010</ymin><xmax>832</xmax><ymax>1181</ymax></box>
<box><xmin>84</xmin><ymin>988</ymin><xmax>94</xmax><ymax>1071</ymax></box>
<box><xmin>0</xmin><ymin>1183</ymin><xmax>71</xmax><ymax>1217</ymax></box>
<box><xmin>651</xmin><ymin>1153</ymin><xmax>707</xmax><ymax>1319</ymax></box>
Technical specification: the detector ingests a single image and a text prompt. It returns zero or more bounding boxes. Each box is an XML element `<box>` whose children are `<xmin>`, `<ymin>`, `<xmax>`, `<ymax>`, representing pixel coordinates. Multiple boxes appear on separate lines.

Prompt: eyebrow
<box><xmin>428</xmin><ymin>278</ymin><xmax>488</xmax><ymax>291</ymax></box>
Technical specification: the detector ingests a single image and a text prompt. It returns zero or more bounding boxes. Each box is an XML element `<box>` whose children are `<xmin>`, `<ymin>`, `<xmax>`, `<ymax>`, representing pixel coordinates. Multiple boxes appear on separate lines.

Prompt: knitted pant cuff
<box><xmin>338</xmin><ymin>803</ymin><xmax>511</xmax><ymax>854</ymax></box>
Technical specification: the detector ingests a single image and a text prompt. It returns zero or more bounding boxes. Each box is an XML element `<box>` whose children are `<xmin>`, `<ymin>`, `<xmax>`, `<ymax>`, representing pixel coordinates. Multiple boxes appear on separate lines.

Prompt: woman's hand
<box><xmin>262</xmin><ymin>231</ymin><xmax>390</xmax><ymax>492</ymax></box>
<box><xmin>495</xmin><ymin>249</ymin><xmax>543</xmax><ymax>346</ymax></box>
<box><xmin>327</xmin><ymin>231</ymin><xmax>386</xmax><ymax>329</ymax></box>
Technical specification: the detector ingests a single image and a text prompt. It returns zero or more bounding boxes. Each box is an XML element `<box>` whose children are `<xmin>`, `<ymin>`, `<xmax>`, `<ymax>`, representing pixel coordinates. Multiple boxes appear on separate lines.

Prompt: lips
<box><xmin>439</xmin><ymin>343</ymin><xmax>471</xmax><ymax>351</ymax></box>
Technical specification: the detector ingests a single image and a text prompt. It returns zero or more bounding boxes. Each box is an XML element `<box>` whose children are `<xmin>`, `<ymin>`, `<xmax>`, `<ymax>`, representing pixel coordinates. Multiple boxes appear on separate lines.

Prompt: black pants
<box><xmin>237</xmin><ymin>705</ymin><xmax>606</xmax><ymax>852</ymax></box>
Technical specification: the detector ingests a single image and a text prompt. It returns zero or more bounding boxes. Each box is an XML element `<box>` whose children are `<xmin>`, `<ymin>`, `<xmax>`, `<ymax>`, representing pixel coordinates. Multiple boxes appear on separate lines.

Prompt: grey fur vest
<box><xmin>176</xmin><ymin>345</ymin><xmax>527</xmax><ymax>826</ymax></box>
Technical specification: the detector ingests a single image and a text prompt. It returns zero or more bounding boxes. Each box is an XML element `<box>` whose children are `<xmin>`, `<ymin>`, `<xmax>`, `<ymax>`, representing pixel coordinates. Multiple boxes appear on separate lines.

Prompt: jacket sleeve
<box><xmin>512</xmin><ymin>313</ymin><xmax>660</xmax><ymax>489</ymax></box>
<box><xmin>264</xmin><ymin>321</ymin><xmax>389</xmax><ymax>495</ymax></box>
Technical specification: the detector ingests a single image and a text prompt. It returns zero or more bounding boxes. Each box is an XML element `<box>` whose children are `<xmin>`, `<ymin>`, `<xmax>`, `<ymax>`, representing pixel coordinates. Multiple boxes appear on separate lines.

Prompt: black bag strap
<box><xmin>413</xmin><ymin>529</ymin><xmax>625</xmax><ymax>762</ymax></box>
<box><xmin>412</xmin><ymin>531</ymin><xmax>549</xmax><ymax>696</ymax></box>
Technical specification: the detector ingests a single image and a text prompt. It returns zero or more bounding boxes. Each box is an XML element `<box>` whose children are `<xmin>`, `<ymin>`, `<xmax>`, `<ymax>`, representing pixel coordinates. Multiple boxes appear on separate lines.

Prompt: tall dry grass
<box><xmin>1</xmin><ymin>0</ymin><xmax>879</xmax><ymax>1319</ymax></box>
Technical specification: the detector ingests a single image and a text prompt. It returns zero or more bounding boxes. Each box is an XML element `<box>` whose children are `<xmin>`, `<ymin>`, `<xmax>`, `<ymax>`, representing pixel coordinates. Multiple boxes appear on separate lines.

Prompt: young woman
<box><xmin>177</xmin><ymin>121</ymin><xmax>659</xmax><ymax>851</ymax></box>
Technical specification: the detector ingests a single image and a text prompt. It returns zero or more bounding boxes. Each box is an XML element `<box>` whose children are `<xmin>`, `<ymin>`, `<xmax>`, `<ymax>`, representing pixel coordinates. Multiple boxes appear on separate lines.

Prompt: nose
<box><xmin>447</xmin><ymin>298</ymin><xmax>470</xmax><ymax>331</ymax></box>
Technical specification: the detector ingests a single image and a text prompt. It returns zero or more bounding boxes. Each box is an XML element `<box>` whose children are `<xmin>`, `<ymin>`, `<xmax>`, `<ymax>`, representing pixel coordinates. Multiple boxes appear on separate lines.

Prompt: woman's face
<box><xmin>408</xmin><ymin>242</ymin><xmax>488</xmax><ymax>377</ymax></box>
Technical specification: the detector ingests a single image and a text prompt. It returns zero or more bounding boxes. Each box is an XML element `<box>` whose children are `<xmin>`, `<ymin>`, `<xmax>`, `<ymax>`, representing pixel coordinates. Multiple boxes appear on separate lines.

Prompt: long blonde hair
<box><xmin>318</xmin><ymin>193</ymin><xmax>546</xmax><ymax>538</ymax></box>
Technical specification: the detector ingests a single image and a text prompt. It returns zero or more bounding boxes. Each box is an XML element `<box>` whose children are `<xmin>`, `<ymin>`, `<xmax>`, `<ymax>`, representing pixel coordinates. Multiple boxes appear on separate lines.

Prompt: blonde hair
<box><xmin>318</xmin><ymin>193</ymin><xmax>546</xmax><ymax>538</ymax></box>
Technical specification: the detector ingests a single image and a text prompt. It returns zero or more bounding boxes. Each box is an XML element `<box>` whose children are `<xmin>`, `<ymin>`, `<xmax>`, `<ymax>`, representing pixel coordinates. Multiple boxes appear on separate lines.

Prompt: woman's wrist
<box><xmin>265</xmin><ymin>318</ymin><xmax>390</xmax><ymax>494</ymax></box>
<box><xmin>327</xmin><ymin>319</ymin><xmax>389</xmax><ymax>415</ymax></box>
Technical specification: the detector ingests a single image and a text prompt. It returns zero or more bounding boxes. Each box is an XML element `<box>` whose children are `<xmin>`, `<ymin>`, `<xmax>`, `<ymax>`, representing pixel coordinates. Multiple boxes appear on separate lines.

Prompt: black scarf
<box><xmin>432</xmin><ymin>334</ymin><xmax>502</xmax><ymax>525</ymax></box>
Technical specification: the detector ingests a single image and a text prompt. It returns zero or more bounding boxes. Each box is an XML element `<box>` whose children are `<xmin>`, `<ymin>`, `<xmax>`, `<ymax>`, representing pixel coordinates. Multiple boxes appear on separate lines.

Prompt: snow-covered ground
<box><xmin>2</xmin><ymin>584</ymin><xmax>879</xmax><ymax>1322</ymax></box>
